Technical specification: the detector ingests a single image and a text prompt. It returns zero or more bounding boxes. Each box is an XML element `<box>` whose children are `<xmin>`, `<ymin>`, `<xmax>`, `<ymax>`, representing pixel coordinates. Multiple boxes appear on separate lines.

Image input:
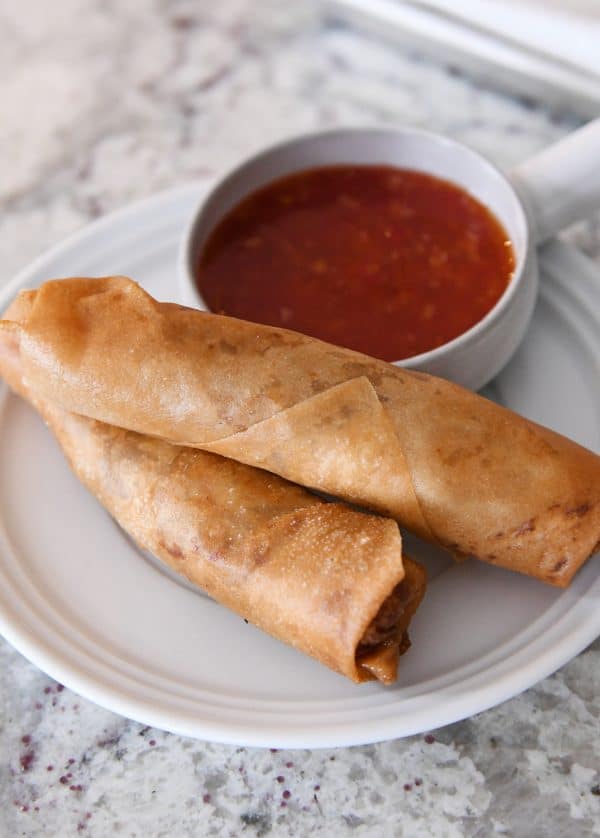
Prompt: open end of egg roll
<box><xmin>357</xmin><ymin>558</ymin><xmax>426</xmax><ymax>683</ymax></box>
<box><xmin>0</xmin><ymin>320</ymin><xmax>426</xmax><ymax>685</ymax></box>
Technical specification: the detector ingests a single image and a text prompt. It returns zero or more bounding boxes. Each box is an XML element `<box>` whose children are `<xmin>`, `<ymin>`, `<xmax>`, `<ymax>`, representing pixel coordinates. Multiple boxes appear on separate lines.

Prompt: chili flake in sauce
<box><xmin>196</xmin><ymin>165</ymin><xmax>515</xmax><ymax>360</ymax></box>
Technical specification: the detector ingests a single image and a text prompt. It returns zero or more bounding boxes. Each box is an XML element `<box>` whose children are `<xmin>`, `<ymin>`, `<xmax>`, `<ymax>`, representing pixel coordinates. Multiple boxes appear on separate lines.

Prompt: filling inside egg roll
<box><xmin>0</xmin><ymin>315</ymin><xmax>426</xmax><ymax>684</ymax></box>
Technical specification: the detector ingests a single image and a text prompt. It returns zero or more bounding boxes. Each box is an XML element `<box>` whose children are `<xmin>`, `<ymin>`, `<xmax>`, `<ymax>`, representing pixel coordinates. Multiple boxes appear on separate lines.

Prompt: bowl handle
<box><xmin>509</xmin><ymin>117</ymin><xmax>600</xmax><ymax>244</ymax></box>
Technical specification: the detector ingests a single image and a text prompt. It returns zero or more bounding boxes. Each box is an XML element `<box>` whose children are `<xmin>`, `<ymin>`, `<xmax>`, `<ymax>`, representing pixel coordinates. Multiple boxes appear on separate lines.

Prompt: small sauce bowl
<box><xmin>178</xmin><ymin>122</ymin><xmax>600</xmax><ymax>391</ymax></box>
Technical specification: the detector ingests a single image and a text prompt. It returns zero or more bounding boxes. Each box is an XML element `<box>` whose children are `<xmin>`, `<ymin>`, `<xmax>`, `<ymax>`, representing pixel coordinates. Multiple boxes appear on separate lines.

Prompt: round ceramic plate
<box><xmin>0</xmin><ymin>184</ymin><xmax>598</xmax><ymax>749</ymax></box>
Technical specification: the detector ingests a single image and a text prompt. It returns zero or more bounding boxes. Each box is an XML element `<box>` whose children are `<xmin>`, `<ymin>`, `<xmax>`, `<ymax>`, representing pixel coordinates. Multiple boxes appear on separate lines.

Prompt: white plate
<box><xmin>0</xmin><ymin>184</ymin><xmax>598</xmax><ymax>749</ymax></box>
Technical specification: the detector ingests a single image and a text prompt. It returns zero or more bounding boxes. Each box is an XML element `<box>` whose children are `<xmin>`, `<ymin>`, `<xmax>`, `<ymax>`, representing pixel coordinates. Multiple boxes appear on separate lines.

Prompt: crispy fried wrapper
<box><xmin>3</xmin><ymin>276</ymin><xmax>600</xmax><ymax>586</ymax></box>
<box><xmin>0</xmin><ymin>312</ymin><xmax>426</xmax><ymax>685</ymax></box>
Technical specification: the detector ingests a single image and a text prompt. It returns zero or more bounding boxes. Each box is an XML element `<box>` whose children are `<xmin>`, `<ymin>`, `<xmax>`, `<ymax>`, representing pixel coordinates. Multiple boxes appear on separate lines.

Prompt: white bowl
<box><xmin>179</xmin><ymin>122</ymin><xmax>600</xmax><ymax>390</ymax></box>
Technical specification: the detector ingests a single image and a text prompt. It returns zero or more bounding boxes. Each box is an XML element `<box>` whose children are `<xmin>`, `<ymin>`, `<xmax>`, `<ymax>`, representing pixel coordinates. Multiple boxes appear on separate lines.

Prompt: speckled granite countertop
<box><xmin>0</xmin><ymin>2</ymin><xmax>599</xmax><ymax>836</ymax></box>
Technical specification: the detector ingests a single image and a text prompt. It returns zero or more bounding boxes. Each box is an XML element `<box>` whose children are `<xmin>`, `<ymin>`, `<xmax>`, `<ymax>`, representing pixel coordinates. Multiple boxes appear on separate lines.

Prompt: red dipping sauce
<box><xmin>196</xmin><ymin>165</ymin><xmax>515</xmax><ymax>361</ymax></box>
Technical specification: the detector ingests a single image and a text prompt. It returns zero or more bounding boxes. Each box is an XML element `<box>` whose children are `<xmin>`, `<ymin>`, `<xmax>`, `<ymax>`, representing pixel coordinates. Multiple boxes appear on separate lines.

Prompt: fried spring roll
<box><xmin>3</xmin><ymin>276</ymin><xmax>600</xmax><ymax>586</ymax></box>
<box><xmin>0</xmin><ymin>315</ymin><xmax>426</xmax><ymax>685</ymax></box>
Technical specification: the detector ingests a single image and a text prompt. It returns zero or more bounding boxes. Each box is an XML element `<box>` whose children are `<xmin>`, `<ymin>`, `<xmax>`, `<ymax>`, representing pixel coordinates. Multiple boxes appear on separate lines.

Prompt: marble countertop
<box><xmin>0</xmin><ymin>2</ymin><xmax>598</xmax><ymax>835</ymax></box>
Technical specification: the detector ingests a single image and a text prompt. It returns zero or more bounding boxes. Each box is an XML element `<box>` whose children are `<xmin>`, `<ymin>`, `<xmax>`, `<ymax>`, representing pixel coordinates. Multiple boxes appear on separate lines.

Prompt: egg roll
<box><xmin>3</xmin><ymin>276</ymin><xmax>600</xmax><ymax>587</ymax></box>
<box><xmin>0</xmin><ymin>311</ymin><xmax>426</xmax><ymax>685</ymax></box>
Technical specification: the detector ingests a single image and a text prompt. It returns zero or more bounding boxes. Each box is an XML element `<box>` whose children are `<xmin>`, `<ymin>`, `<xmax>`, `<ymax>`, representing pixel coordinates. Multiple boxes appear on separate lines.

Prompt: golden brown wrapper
<box><xmin>0</xmin><ymin>313</ymin><xmax>426</xmax><ymax>685</ymax></box>
<box><xmin>4</xmin><ymin>276</ymin><xmax>600</xmax><ymax>586</ymax></box>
